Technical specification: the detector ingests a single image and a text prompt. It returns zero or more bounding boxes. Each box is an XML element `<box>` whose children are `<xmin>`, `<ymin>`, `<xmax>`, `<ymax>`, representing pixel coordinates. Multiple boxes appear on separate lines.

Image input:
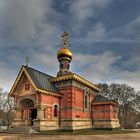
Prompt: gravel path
<box><xmin>0</xmin><ymin>131</ymin><xmax>140</xmax><ymax>140</ymax></box>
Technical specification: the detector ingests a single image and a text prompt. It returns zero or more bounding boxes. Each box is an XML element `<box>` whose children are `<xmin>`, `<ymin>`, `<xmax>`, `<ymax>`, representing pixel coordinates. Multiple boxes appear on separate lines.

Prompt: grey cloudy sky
<box><xmin>0</xmin><ymin>0</ymin><xmax>140</xmax><ymax>91</ymax></box>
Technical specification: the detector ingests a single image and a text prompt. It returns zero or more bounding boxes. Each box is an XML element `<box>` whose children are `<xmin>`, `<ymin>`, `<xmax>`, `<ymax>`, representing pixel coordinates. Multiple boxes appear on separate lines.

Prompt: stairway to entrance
<box><xmin>6</xmin><ymin>126</ymin><xmax>34</xmax><ymax>134</ymax></box>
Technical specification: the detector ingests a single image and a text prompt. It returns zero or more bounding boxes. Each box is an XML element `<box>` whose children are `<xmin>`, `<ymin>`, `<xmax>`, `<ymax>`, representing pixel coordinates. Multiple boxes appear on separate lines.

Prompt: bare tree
<box><xmin>5</xmin><ymin>96</ymin><xmax>15</xmax><ymax>128</ymax></box>
<box><xmin>132</xmin><ymin>91</ymin><xmax>140</xmax><ymax>112</ymax></box>
<box><xmin>0</xmin><ymin>87</ymin><xmax>15</xmax><ymax>128</ymax></box>
<box><xmin>98</xmin><ymin>83</ymin><xmax>136</xmax><ymax>128</ymax></box>
<box><xmin>0</xmin><ymin>88</ymin><xmax>7</xmax><ymax>116</ymax></box>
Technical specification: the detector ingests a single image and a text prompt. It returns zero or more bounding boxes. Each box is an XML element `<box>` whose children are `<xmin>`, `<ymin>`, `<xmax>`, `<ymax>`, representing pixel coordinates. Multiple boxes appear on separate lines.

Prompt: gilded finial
<box><xmin>57</xmin><ymin>32</ymin><xmax>72</xmax><ymax>61</ymax></box>
<box><xmin>62</xmin><ymin>32</ymin><xmax>69</xmax><ymax>48</ymax></box>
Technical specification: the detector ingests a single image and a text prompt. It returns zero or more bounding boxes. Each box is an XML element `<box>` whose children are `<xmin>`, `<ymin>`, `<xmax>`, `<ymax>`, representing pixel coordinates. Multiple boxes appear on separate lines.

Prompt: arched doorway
<box><xmin>30</xmin><ymin>108</ymin><xmax>37</xmax><ymax>125</ymax></box>
<box><xmin>19</xmin><ymin>99</ymin><xmax>37</xmax><ymax>126</ymax></box>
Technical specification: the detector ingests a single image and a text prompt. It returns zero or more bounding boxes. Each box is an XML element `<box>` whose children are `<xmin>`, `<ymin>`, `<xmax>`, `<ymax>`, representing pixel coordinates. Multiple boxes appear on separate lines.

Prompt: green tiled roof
<box><xmin>24</xmin><ymin>66</ymin><xmax>57</xmax><ymax>92</ymax></box>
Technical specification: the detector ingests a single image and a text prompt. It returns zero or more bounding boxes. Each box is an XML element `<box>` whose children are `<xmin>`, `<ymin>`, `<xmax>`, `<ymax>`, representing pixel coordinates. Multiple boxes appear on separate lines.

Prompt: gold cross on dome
<box><xmin>62</xmin><ymin>32</ymin><xmax>69</xmax><ymax>48</ymax></box>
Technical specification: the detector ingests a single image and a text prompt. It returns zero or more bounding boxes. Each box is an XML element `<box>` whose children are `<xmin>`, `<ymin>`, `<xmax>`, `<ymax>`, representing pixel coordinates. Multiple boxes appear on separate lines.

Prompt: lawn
<box><xmin>38</xmin><ymin>129</ymin><xmax>137</xmax><ymax>135</ymax></box>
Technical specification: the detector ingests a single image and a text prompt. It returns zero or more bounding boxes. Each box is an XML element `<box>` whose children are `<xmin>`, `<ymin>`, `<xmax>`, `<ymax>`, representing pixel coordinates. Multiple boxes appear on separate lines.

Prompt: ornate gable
<box><xmin>9</xmin><ymin>66</ymin><xmax>38</xmax><ymax>96</ymax></box>
<box><xmin>16</xmin><ymin>76</ymin><xmax>36</xmax><ymax>97</ymax></box>
<box><xmin>9</xmin><ymin>65</ymin><xmax>61</xmax><ymax>97</ymax></box>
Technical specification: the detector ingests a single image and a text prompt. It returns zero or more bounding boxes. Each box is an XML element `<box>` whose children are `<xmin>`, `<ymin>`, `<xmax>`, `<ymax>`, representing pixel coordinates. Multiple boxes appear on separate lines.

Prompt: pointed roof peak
<box><xmin>9</xmin><ymin>65</ymin><xmax>59</xmax><ymax>96</ymax></box>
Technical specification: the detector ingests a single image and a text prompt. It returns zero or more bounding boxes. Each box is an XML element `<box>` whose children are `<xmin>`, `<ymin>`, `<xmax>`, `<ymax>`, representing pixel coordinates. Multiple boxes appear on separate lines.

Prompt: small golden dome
<box><xmin>57</xmin><ymin>47</ymin><xmax>73</xmax><ymax>61</ymax></box>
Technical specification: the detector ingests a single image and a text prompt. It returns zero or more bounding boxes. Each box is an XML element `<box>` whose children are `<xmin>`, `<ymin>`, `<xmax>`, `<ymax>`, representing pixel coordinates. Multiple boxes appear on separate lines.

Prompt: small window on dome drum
<box><xmin>60</xmin><ymin>63</ymin><xmax>63</xmax><ymax>69</ymax></box>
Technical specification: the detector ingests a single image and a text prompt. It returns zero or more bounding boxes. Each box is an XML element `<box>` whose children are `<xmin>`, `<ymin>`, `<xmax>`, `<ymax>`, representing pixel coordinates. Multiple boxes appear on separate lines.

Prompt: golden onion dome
<box><xmin>57</xmin><ymin>47</ymin><xmax>73</xmax><ymax>61</ymax></box>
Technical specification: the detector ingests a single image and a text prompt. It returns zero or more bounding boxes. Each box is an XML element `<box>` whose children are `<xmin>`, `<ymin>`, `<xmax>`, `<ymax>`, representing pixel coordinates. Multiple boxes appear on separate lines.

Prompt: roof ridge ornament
<box><xmin>25</xmin><ymin>56</ymin><xmax>29</xmax><ymax>67</ymax></box>
<box><xmin>62</xmin><ymin>31</ymin><xmax>69</xmax><ymax>48</ymax></box>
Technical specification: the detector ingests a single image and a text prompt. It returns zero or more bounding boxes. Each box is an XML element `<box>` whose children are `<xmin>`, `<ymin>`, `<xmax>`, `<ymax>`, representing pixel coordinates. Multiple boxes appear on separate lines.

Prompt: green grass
<box><xmin>38</xmin><ymin>129</ymin><xmax>137</xmax><ymax>135</ymax></box>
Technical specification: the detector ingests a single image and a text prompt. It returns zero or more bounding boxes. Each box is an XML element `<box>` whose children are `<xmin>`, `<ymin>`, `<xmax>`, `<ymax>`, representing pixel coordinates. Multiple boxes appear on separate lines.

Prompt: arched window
<box><xmin>60</xmin><ymin>63</ymin><xmax>63</xmax><ymax>69</ymax></box>
<box><xmin>25</xmin><ymin>84</ymin><xmax>30</xmax><ymax>91</ymax></box>
<box><xmin>54</xmin><ymin>105</ymin><xmax>58</xmax><ymax>117</ymax></box>
<box><xmin>85</xmin><ymin>95</ymin><xmax>88</xmax><ymax>108</ymax></box>
<box><xmin>21</xmin><ymin>110</ymin><xmax>24</xmax><ymax>119</ymax></box>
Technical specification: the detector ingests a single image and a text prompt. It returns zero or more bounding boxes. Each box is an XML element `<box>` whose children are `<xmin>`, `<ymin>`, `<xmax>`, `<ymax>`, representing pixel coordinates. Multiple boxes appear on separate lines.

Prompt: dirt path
<box><xmin>0</xmin><ymin>132</ymin><xmax>140</xmax><ymax>140</ymax></box>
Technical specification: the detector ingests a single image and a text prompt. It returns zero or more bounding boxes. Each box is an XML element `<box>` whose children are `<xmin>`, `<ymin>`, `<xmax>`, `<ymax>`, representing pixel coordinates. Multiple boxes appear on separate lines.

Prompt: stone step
<box><xmin>7</xmin><ymin>126</ymin><xmax>32</xmax><ymax>134</ymax></box>
<box><xmin>0</xmin><ymin>126</ymin><xmax>39</xmax><ymax>134</ymax></box>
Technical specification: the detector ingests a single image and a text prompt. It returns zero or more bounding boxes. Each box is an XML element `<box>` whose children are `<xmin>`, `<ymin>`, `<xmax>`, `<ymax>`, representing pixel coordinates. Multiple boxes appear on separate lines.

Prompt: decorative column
<box><xmin>37</xmin><ymin>107</ymin><xmax>44</xmax><ymax>120</ymax></box>
<box><xmin>16</xmin><ymin>108</ymin><xmax>22</xmax><ymax>120</ymax></box>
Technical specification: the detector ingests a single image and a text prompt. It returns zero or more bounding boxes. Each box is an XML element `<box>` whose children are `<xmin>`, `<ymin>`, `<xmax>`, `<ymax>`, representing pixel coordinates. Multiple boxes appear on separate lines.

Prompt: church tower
<box><xmin>57</xmin><ymin>32</ymin><xmax>73</xmax><ymax>76</ymax></box>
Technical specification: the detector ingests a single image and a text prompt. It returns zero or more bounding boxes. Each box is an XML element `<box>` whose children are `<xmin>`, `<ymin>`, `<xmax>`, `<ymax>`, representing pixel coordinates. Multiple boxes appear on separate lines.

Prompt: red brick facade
<box><xmin>9</xmin><ymin>32</ymin><xmax>120</xmax><ymax>131</ymax></box>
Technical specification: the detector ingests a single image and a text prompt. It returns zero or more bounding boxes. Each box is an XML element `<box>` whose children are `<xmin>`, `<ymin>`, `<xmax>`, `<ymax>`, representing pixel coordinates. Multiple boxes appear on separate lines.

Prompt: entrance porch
<box><xmin>12</xmin><ymin>98</ymin><xmax>38</xmax><ymax>127</ymax></box>
<box><xmin>12</xmin><ymin>96</ymin><xmax>59</xmax><ymax>131</ymax></box>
